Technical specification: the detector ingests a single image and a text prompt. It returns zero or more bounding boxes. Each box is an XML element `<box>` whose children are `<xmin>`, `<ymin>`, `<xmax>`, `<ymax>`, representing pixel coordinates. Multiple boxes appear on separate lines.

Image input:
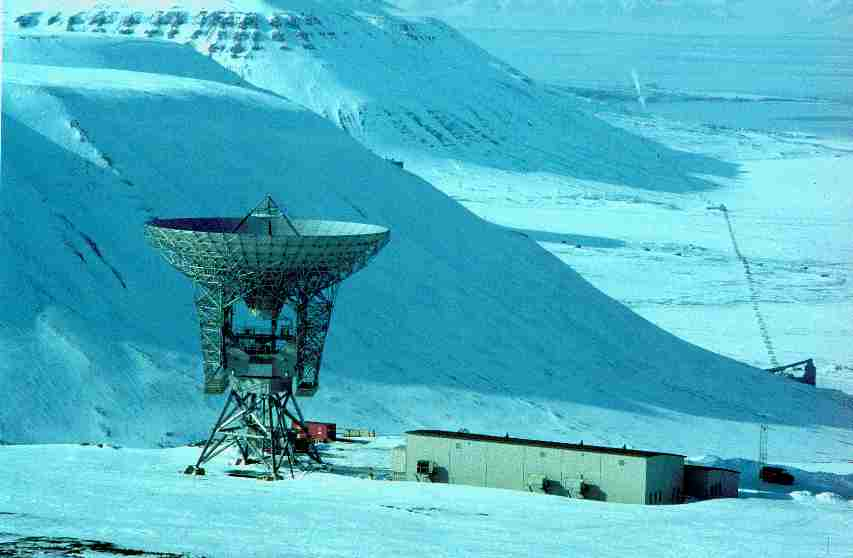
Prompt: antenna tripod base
<box><xmin>189</xmin><ymin>385</ymin><xmax>323</xmax><ymax>480</ymax></box>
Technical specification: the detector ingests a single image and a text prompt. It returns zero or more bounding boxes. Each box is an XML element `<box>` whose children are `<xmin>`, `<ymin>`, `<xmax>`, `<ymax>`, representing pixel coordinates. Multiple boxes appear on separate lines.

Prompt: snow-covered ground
<box><xmin>3</xmin><ymin>0</ymin><xmax>853</xmax><ymax>554</ymax></box>
<box><xmin>1</xmin><ymin>441</ymin><xmax>852</xmax><ymax>557</ymax></box>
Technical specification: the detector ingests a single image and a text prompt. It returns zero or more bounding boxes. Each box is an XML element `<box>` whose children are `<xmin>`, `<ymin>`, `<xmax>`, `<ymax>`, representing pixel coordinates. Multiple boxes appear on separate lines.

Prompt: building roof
<box><xmin>406</xmin><ymin>430</ymin><xmax>685</xmax><ymax>459</ymax></box>
<box><xmin>684</xmin><ymin>464</ymin><xmax>741</xmax><ymax>475</ymax></box>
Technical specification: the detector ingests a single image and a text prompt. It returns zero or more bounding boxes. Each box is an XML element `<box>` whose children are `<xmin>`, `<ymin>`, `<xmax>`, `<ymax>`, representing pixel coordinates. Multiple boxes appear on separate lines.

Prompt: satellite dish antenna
<box><xmin>145</xmin><ymin>195</ymin><xmax>390</xmax><ymax>479</ymax></box>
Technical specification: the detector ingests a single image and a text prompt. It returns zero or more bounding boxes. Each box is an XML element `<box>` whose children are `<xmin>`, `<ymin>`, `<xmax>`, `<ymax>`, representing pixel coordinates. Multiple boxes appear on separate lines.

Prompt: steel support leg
<box><xmin>188</xmin><ymin>385</ymin><xmax>321</xmax><ymax>479</ymax></box>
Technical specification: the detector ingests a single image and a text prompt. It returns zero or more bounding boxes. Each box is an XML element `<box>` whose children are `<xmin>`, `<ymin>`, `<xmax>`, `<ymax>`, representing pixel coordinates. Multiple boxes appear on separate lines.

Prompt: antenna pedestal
<box><xmin>144</xmin><ymin>196</ymin><xmax>389</xmax><ymax>480</ymax></box>
<box><xmin>189</xmin><ymin>383</ymin><xmax>322</xmax><ymax>479</ymax></box>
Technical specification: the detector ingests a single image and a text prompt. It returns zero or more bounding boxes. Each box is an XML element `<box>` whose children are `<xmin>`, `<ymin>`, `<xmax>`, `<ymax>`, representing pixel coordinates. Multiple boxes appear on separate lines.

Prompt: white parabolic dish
<box><xmin>144</xmin><ymin>215</ymin><xmax>390</xmax><ymax>289</ymax></box>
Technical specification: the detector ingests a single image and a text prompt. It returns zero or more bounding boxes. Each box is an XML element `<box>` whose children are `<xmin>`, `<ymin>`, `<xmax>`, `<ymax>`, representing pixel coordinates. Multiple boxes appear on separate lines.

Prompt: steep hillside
<box><xmin>7</xmin><ymin>2</ymin><xmax>736</xmax><ymax>194</ymax></box>
<box><xmin>3</xmin><ymin>5</ymin><xmax>852</xmax><ymax>459</ymax></box>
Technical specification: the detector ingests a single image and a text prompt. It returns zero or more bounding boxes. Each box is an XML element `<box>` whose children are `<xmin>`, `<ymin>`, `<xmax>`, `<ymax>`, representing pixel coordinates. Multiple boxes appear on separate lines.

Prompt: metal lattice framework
<box><xmin>144</xmin><ymin>196</ymin><xmax>390</xmax><ymax>478</ymax></box>
<box><xmin>192</xmin><ymin>386</ymin><xmax>319</xmax><ymax>479</ymax></box>
<box><xmin>144</xmin><ymin>197</ymin><xmax>389</xmax><ymax>394</ymax></box>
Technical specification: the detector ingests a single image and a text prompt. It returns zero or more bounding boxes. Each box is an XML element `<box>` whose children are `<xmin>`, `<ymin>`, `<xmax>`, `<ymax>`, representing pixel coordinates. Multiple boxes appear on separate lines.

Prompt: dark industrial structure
<box><xmin>766</xmin><ymin>358</ymin><xmax>817</xmax><ymax>386</ymax></box>
<box><xmin>683</xmin><ymin>465</ymin><xmax>740</xmax><ymax>499</ymax></box>
<box><xmin>145</xmin><ymin>196</ymin><xmax>389</xmax><ymax>479</ymax></box>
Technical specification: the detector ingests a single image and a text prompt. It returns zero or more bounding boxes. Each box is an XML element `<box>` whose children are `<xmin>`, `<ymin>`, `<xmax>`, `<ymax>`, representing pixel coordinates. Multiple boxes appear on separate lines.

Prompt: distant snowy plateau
<box><xmin>391</xmin><ymin>0</ymin><xmax>853</xmax><ymax>33</ymax></box>
<box><xmin>2</xmin><ymin>1</ymin><xmax>853</xmax><ymax>556</ymax></box>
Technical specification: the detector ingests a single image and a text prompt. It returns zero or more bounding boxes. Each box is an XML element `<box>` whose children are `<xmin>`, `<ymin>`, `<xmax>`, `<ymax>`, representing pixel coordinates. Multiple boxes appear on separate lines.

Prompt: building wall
<box><xmin>645</xmin><ymin>455</ymin><xmax>684</xmax><ymax>504</ymax></box>
<box><xmin>391</xmin><ymin>445</ymin><xmax>407</xmax><ymax>481</ymax></box>
<box><xmin>405</xmin><ymin>433</ymin><xmax>664</xmax><ymax>504</ymax></box>
<box><xmin>450</xmin><ymin>437</ymin><xmax>488</xmax><ymax>486</ymax></box>
<box><xmin>405</xmin><ymin>433</ymin><xmax>453</xmax><ymax>482</ymax></box>
<box><xmin>720</xmin><ymin>470</ymin><xmax>739</xmax><ymax>498</ymax></box>
<box><xmin>683</xmin><ymin>467</ymin><xmax>709</xmax><ymax>499</ymax></box>
<box><xmin>683</xmin><ymin>466</ymin><xmax>740</xmax><ymax>500</ymax></box>
<box><xmin>487</xmin><ymin>440</ymin><xmax>526</xmax><ymax>490</ymax></box>
<box><xmin>600</xmin><ymin>453</ymin><xmax>648</xmax><ymax>504</ymax></box>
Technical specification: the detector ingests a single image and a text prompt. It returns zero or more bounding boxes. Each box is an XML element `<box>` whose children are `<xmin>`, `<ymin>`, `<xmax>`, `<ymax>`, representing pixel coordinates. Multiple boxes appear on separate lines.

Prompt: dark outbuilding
<box><xmin>683</xmin><ymin>464</ymin><xmax>740</xmax><ymax>500</ymax></box>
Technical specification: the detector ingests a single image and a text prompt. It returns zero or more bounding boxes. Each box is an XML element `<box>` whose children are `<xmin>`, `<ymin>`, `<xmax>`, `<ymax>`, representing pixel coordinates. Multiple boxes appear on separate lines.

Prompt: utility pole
<box><xmin>759</xmin><ymin>424</ymin><xmax>768</xmax><ymax>475</ymax></box>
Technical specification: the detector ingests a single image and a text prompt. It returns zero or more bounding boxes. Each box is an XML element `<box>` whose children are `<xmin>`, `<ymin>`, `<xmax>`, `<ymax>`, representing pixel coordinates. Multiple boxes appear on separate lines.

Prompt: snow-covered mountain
<box><xmin>389</xmin><ymin>0</ymin><xmax>853</xmax><ymax>33</ymax></box>
<box><xmin>3</xmin><ymin>0</ymin><xmax>852</xmax><ymax>463</ymax></box>
<box><xmin>7</xmin><ymin>1</ymin><xmax>731</xmax><ymax>194</ymax></box>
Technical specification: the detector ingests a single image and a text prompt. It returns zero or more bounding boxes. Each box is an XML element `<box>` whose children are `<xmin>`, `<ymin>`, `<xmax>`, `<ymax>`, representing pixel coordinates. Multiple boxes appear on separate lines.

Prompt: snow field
<box><xmin>426</xmin><ymin>124</ymin><xmax>853</xmax><ymax>394</ymax></box>
<box><xmin>0</xmin><ymin>442</ymin><xmax>851</xmax><ymax>557</ymax></box>
<box><xmin>2</xmin><ymin>1</ymin><xmax>853</xmax><ymax>555</ymax></box>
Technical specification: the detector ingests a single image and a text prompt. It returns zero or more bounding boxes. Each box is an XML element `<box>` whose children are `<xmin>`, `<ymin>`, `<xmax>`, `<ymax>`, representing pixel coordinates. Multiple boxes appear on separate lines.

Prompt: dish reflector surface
<box><xmin>145</xmin><ymin>212</ymin><xmax>389</xmax><ymax>290</ymax></box>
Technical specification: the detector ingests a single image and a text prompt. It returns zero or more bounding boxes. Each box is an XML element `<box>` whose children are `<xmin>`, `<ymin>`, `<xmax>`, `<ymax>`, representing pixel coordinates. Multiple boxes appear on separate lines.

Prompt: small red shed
<box><xmin>293</xmin><ymin>421</ymin><xmax>336</xmax><ymax>442</ymax></box>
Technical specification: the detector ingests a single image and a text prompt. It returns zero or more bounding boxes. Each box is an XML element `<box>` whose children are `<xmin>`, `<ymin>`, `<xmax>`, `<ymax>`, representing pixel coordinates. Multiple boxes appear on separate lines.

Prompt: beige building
<box><xmin>399</xmin><ymin>430</ymin><xmax>685</xmax><ymax>505</ymax></box>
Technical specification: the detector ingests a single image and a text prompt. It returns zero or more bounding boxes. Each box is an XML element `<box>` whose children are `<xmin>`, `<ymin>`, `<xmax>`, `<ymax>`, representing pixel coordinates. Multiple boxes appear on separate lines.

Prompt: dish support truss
<box><xmin>189</xmin><ymin>383</ymin><xmax>323</xmax><ymax>480</ymax></box>
<box><xmin>144</xmin><ymin>199</ymin><xmax>389</xmax><ymax>479</ymax></box>
<box><xmin>145</xmin><ymin>225</ymin><xmax>388</xmax><ymax>478</ymax></box>
<box><xmin>184</xmin><ymin>271</ymin><xmax>340</xmax><ymax>478</ymax></box>
<box><xmin>195</xmin><ymin>277</ymin><xmax>339</xmax><ymax>396</ymax></box>
<box><xmin>144</xmin><ymin>223</ymin><xmax>387</xmax><ymax>395</ymax></box>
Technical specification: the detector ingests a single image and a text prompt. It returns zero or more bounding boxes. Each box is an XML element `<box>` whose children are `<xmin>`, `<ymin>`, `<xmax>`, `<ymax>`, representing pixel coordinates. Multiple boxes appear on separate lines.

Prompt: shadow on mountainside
<box><xmin>1</xmin><ymin>54</ymin><xmax>847</xmax><ymax>454</ymax></box>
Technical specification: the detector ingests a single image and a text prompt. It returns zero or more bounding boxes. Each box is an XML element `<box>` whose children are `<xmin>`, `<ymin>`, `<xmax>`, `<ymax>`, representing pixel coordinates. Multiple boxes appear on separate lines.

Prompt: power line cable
<box><xmin>717</xmin><ymin>204</ymin><xmax>780</xmax><ymax>368</ymax></box>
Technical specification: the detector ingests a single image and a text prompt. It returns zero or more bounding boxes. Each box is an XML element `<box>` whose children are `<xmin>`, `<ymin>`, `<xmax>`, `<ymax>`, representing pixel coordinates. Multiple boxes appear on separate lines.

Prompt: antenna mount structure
<box><xmin>145</xmin><ymin>196</ymin><xmax>389</xmax><ymax>479</ymax></box>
